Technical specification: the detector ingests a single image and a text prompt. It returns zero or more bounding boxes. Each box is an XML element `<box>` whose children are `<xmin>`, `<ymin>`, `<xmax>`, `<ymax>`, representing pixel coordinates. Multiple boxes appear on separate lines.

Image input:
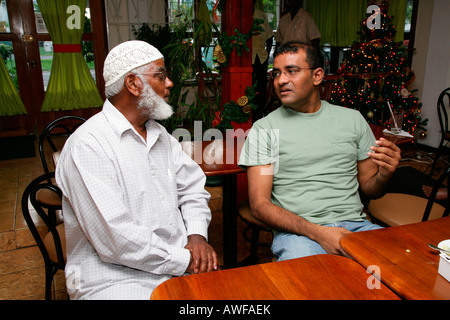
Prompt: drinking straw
<box><xmin>387</xmin><ymin>101</ymin><xmax>399</xmax><ymax>132</ymax></box>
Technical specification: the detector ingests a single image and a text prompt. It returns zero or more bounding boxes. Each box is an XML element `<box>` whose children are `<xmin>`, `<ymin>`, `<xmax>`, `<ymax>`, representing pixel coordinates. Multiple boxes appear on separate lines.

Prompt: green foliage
<box><xmin>213</xmin><ymin>18</ymin><xmax>264</xmax><ymax>67</ymax></box>
<box><xmin>0</xmin><ymin>43</ymin><xmax>13</xmax><ymax>62</ymax></box>
<box><xmin>133</xmin><ymin>16</ymin><xmax>219</xmax><ymax>133</ymax></box>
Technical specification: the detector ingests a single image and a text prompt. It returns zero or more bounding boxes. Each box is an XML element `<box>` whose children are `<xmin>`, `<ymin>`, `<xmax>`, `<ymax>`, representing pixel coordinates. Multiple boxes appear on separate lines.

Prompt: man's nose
<box><xmin>165</xmin><ymin>77</ymin><xmax>174</xmax><ymax>89</ymax></box>
<box><xmin>277</xmin><ymin>71</ymin><xmax>290</xmax><ymax>84</ymax></box>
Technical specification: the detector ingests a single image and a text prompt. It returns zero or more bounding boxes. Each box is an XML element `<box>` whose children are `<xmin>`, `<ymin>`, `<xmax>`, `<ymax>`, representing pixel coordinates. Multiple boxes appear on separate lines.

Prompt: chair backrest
<box><xmin>422</xmin><ymin>166</ymin><xmax>450</xmax><ymax>221</ymax></box>
<box><xmin>21</xmin><ymin>172</ymin><xmax>65</xmax><ymax>269</ymax></box>
<box><xmin>437</xmin><ymin>87</ymin><xmax>450</xmax><ymax>139</ymax></box>
<box><xmin>39</xmin><ymin>116</ymin><xmax>86</xmax><ymax>176</ymax></box>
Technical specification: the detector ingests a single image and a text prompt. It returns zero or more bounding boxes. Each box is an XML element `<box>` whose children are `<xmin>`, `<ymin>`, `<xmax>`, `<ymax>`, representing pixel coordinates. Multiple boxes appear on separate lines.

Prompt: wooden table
<box><xmin>370</xmin><ymin>124</ymin><xmax>414</xmax><ymax>145</ymax></box>
<box><xmin>340</xmin><ymin>216</ymin><xmax>450</xmax><ymax>300</ymax></box>
<box><xmin>184</xmin><ymin>138</ymin><xmax>245</xmax><ymax>268</ymax></box>
<box><xmin>151</xmin><ymin>254</ymin><xmax>399</xmax><ymax>300</ymax></box>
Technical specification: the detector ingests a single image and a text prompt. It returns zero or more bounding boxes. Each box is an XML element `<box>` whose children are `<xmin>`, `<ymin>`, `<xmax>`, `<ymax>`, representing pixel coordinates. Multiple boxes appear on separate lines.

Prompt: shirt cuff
<box><xmin>167</xmin><ymin>247</ymin><xmax>191</xmax><ymax>277</ymax></box>
<box><xmin>186</xmin><ymin>220</ymin><xmax>209</xmax><ymax>241</ymax></box>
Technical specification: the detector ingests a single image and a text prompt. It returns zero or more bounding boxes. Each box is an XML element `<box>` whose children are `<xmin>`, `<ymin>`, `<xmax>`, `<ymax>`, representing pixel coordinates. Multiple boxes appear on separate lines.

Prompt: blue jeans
<box><xmin>272</xmin><ymin>220</ymin><xmax>382</xmax><ymax>261</ymax></box>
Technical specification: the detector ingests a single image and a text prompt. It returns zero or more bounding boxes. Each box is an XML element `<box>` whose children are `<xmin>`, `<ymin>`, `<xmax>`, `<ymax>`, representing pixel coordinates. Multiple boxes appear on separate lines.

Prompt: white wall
<box><xmin>412</xmin><ymin>0</ymin><xmax>450</xmax><ymax>148</ymax></box>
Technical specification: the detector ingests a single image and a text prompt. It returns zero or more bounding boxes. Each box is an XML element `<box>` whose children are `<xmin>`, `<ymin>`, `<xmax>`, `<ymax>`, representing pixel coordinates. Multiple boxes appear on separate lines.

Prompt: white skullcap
<box><xmin>103</xmin><ymin>40</ymin><xmax>164</xmax><ymax>87</ymax></box>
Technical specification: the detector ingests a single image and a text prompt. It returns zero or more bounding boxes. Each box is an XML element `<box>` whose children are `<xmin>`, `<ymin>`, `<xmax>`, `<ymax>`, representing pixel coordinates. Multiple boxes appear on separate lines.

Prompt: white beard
<box><xmin>137</xmin><ymin>80</ymin><xmax>174</xmax><ymax>120</ymax></box>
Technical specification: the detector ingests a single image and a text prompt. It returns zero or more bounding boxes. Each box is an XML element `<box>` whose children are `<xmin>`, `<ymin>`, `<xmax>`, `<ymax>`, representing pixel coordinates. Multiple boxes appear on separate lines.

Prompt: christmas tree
<box><xmin>329</xmin><ymin>0</ymin><xmax>424</xmax><ymax>135</ymax></box>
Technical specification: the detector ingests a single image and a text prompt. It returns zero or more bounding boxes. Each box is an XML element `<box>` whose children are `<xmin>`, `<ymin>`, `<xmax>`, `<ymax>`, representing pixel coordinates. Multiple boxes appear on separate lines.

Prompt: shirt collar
<box><xmin>102</xmin><ymin>99</ymin><xmax>162</xmax><ymax>145</ymax></box>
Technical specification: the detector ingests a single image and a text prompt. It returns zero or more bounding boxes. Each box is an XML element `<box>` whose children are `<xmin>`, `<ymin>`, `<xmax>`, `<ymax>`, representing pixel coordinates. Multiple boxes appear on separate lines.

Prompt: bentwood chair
<box><xmin>430</xmin><ymin>88</ymin><xmax>450</xmax><ymax>176</ymax></box>
<box><xmin>39</xmin><ymin>116</ymin><xmax>86</xmax><ymax>176</ymax></box>
<box><xmin>368</xmin><ymin>167</ymin><xmax>450</xmax><ymax>227</ymax></box>
<box><xmin>237</xmin><ymin>199</ymin><xmax>273</xmax><ymax>266</ymax></box>
<box><xmin>22</xmin><ymin>172</ymin><xmax>66</xmax><ymax>300</ymax></box>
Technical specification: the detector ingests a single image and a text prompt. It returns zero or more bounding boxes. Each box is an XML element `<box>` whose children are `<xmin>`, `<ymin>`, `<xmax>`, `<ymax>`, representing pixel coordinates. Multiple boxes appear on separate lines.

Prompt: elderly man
<box><xmin>56</xmin><ymin>40</ymin><xmax>218</xmax><ymax>300</ymax></box>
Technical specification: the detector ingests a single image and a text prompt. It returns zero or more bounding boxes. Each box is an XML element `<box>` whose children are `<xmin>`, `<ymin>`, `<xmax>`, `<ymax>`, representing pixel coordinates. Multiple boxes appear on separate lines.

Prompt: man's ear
<box><xmin>312</xmin><ymin>67</ymin><xmax>324</xmax><ymax>86</ymax></box>
<box><xmin>124</xmin><ymin>73</ymin><xmax>142</xmax><ymax>97</ymax></box>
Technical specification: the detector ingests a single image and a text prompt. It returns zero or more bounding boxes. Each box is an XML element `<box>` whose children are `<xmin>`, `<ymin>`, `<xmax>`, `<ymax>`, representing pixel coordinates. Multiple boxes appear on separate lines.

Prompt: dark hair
<box><xmin>274</xmin><ymin>41</ymin><xmax>324</xmax><ymax>70</ymax></box>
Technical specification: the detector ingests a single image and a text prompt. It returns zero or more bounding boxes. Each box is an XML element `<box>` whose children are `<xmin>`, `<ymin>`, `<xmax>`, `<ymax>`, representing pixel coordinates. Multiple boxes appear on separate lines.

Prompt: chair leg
<box><xmin>249</xmin><ymin>226</ymin><xmax>261</xmax><ymax>261</ymax></box>
<box><xmin>238</xmin><ymin>225</ymin><xmax>262</xmax><ymax>266</ymax></box>
<box><xmin>430</xmin><ymin>150</ymin><xmax>441</xmax><ymax>176</ymax></box>
<box><xmin>44</xmin><ymin>263</ymin><xmax>58</xmax><ymax>300</ymax></box>
<box><xmin>45</xmin><ymin>267</ymin><xmax>53</xmax><ymax>300</ymax></box>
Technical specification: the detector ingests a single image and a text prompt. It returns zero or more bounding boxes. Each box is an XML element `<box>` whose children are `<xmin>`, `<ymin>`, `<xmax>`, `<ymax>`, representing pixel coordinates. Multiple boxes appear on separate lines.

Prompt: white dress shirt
<box><xmin>56</xmin><ymin>100</ymin><xmax>211</xmax><ymax>300</ymax></box>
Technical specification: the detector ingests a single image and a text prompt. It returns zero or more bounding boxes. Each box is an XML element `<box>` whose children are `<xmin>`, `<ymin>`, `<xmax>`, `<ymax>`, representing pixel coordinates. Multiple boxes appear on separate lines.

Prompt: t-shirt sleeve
<box><xmin>356</xmin><ymin>113</ymin><xmax>376</xmax><ymax>161</ymax></box>
<box><xmin>238</xmin><ymin>121</ymin><xmax>279</xmax><ymax>169</ymax></box>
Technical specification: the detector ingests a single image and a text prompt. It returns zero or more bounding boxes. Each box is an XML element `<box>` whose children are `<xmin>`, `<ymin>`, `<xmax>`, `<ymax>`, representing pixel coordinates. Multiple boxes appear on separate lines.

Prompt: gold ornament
<box><xmin>217</xmin><ymin>53</ymin><xmax>226</xmax><ymax>63</ymax></box>
<box><xmin>243</xmin><ymin>104</ymin><xmax>252</xmax><ymax>114</ymax></box>
<box><xmin>213</xmin><ymin>45</ymin><xmax>222</xmax><ymax>57</ymax></box>
<box><xmin>214</xmin><ymin>45</ymin><xmax>226</xmax><ymax>63</ymax></box>
<box><xmin>237</xmin><ymin>96</ymin><xmax>249</xmax><ymax>106</ymax></box>
<box><xmin>367</xmin><ymin>110</ymin><xmax>374</xmax><ymax>118</ymax></box>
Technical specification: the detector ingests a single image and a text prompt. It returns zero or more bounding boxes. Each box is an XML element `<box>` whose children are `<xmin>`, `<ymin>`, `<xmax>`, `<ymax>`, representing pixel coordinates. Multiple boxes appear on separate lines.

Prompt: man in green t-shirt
<box><xmin>238</xmin><ymin>41</ymin><xmax>401</xmax><ymax>260</ymax></box>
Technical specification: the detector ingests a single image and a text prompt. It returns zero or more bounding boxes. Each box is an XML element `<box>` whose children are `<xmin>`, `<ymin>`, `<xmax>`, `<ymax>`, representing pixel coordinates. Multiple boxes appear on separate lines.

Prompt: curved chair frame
<box><xmin>422</xmin><ymin>167</ymin><xmax>450</xmax><ymax>221</ymax></box>
<box><xmin>39</xmin><ymin>115</ymin><xmax>86</xmax><ymax>177</ymax></box>
<box><xmin>430</xmin><ymin>88</ymin><xmax>450</xmax><ymax>176</ymax></box>
<box><xmin>22</xmin><ymin>172</ymin><xmax>65</xmax><ymax>300</ymax></box>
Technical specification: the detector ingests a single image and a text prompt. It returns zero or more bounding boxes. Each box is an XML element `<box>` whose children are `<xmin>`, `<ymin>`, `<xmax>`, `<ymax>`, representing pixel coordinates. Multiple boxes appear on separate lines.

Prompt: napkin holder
<box><xmin>438</xmin><ymin>254</ymin><xmax>450</xmax><ymax>282</ymax></box>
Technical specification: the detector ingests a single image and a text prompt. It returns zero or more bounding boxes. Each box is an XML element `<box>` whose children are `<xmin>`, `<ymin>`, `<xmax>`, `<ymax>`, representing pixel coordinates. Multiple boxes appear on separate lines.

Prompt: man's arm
<box><xmin>358</xmin><ymin>138</ymin><xmax>401</xmax><ymax>199</ymax></box>
<box><xmin>247</xmin><ymin>165</ymin><xmax>350</xmax><ymax>255</ymax></box>
<box><xmin>173</xmin><ymin>138</ymin><xmax>218</xmax><ymax>273</ymax></box>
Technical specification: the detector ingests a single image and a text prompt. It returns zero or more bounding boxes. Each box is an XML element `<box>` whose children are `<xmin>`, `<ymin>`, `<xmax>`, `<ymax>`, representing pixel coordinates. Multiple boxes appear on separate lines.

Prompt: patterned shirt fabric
<box><xmin>275</xmin><ymin>8</ymin><xmax>321</xmax><ymax>44</ymax></box>
<box><xmin>56</xmin><ymin>100</ymin><xmax>211</xmax><ymax>299</ymax></box>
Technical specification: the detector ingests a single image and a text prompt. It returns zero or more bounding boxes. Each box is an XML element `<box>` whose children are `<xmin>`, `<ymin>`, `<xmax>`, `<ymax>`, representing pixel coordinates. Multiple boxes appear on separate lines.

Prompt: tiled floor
<box><xmin>0</xmin><ymin>137</ymin><xmax>446</xmax><ymax>300</ymax></box>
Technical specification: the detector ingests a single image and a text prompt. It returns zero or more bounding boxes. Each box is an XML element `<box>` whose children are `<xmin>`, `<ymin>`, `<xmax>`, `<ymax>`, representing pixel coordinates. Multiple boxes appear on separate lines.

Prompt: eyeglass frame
<box><xmin>271</xmin><ymin>66</ymin><xmax>315</xmax><ymax>80</ymax></box>
<box><xmin>136</xmin><ymin>70</ymin><xmax>169</xmax><ymax>82</ymax></box>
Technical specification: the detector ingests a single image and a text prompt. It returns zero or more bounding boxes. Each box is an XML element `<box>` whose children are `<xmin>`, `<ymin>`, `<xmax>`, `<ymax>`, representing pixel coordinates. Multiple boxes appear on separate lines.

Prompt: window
<box><xmin>263</xmin><ymin>0</ymin><xmax>281</xmax><ymax>32</ymax></box>
<box><xmin>0</xmin><ymin>0</ymin><xmax>10</xmax><ymax>32</ymax></box>
<box><xmin>168</xmin><ymin>0</ymin><xmax>220</xmax><ymax>26</ymax></box>
<box><xmin>404</xmin><ymin>0</ymin><xmax>413</xmax><ymax>32</ymax></box>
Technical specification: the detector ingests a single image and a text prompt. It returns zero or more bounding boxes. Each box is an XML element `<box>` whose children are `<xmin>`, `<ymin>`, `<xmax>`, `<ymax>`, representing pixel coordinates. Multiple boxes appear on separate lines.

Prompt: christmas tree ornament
<box><xmin>237</xmin><ymin>95</ymin><xmax>249</xmax><ymax>106</ymax></box>
<box><xmin>243</xmin><ymin>105</ymin><xmax>252</xmax><ymax>114</ymax></box>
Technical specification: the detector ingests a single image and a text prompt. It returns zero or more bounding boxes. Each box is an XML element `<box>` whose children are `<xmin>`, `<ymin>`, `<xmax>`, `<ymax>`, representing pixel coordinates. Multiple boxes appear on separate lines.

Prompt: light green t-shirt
<box><xmin>238</xmin><ymin>101</ymin><xmax>376</xmax><ymax>225</ymax></box>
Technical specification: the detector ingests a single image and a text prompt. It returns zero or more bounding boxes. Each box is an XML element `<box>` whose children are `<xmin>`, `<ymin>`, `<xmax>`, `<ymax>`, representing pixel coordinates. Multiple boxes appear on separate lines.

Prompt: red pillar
<box><xmin>221</xmin><ymin>0</ymin><xmax>253</xmax><ymax>204</ymax></box>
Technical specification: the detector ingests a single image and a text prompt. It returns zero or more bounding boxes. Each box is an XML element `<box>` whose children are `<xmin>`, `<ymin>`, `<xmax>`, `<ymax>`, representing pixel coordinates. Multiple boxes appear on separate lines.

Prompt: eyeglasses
<box><xmin>138</xmin><ymin>70</ymin><xmax>169</xmax><ymax>82</ymax></box>
<box><xmin>272</xmin><ymin>67</ymin><xmax>314</xmax><ymax>79</ymax></box>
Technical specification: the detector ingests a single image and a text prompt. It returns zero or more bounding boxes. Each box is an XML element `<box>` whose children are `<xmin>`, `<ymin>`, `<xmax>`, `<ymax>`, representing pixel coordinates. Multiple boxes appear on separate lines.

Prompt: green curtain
<box><xmin>306</xmin><ymin>0</ymin><xmax>407</xmax><ymax>47</ymax></box>
<box><xmin>37</xmin><ymin>0</ymin><xmax>102</xmax><ymax>112</ymax></box>
<box><xmin>0</xmin><ymin>57</ymin><xmax>27</xmax><ymax>116</ymax></box>
<box><xmin>388</xmin><ymin>0</ymin><xmax>407</xmax><ymax>42</ymax></box>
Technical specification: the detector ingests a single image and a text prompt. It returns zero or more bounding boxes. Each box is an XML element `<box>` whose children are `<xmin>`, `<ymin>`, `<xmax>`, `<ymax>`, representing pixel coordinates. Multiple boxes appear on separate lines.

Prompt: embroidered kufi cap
<box><xmin>103</xmin><ymin>40</ymin><xmax>164</xmax><ymax>87</ymax></box>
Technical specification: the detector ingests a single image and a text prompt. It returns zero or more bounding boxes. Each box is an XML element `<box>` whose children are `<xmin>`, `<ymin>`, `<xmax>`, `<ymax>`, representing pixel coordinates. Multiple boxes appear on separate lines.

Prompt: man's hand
<box><xmin>367</xmin><ymin>138</ymin><xmax>401</xmax><ymax>177</ymax></box>
<box><xmin>185</xmin><ymin>234</ymin><xmax>218</xmax><ymax>274</ymax></box>
<box><xmin>312</xmin><ymin>225</ymin><xmax>351</xmax><ymax>257</ymax></box>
